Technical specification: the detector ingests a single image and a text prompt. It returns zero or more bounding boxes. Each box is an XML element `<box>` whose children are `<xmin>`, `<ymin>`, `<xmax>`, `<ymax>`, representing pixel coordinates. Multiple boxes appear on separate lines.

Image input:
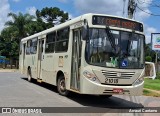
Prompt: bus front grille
<box><xmin>101</xmin><ymin>70</ymin><xmax>135</xmax><ymax>79</ymax></box>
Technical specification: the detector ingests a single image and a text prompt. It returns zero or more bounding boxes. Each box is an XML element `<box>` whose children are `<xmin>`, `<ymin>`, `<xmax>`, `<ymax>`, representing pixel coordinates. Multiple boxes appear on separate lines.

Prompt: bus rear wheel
<box><xmin>57</xmin><ymin>75</ymin><xmax>69</xmax><ymax>96</ymax></box>
<box><xmin>27</xmin><ymin>68</ymin><xmax>32</xmax><ymax>82</ymax></box>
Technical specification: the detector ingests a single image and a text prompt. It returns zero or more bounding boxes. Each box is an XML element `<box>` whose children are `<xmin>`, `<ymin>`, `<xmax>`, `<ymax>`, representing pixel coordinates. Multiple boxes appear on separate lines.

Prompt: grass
<box><xmin>143</xmin><ymin>89</ymin><xmax>160</xmax><ymax>97</ymax></box>
<box><xmin>144</xmin><ymin>78</ymin><xmax>160</xmax><ymax>91</ymax></box>
<box><xmin>143</xmin><ymin>78</ymin><xmax>160</xmax><ymax>97</ymax></box>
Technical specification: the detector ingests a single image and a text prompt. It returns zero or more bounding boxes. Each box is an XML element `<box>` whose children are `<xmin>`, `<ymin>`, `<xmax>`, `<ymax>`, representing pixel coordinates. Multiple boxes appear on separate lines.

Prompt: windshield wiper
<box><xmin>105</xmin><ymin>26</ymin><xmax>116</xmax><ymax>52</ymax></box>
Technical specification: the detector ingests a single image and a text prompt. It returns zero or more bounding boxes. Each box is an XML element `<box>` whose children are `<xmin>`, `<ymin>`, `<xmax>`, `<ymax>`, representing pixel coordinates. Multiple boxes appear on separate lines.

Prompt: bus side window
<box><xmin>30</xmin><ymin>38</ymin><xmax>38</xmax><ymax>54</ymax></box>
<box><xmin>26</xmin><ymin>40</ymin><xmax>31</xmax><ymax>55</ymax></box>
<box><xmin>42</xmin><ymin>40</ymin><xmax>44</xmax><ymax>53</ymax></box>
<box><xmin>55</xmin><ymin>27</ymin><xmax>69</xmax><ymax>52</ymax></box>
<box><xmin>45</xmin><ymin>32</ymin><xmax>56</xmax><ymax>53</ymax></box>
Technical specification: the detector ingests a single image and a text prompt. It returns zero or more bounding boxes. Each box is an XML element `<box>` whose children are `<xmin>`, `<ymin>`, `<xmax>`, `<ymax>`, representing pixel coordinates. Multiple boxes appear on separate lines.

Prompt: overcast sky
<box><xmin>0</xmin><ymin>0</ymin><xmax>160</xmax><ymax>43</ymax></box>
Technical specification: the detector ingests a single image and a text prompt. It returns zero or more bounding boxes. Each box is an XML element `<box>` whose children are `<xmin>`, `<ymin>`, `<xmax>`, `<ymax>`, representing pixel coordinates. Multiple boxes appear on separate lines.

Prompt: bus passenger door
<box><xmin>37</xmin><ymin>39</ymin><xmax>44</xmax><ymax>80</ymax></box>
<box><xmin>71</xmin><ymin>30</ymin><xmax>82</xmax><ymax>91</ymax></box>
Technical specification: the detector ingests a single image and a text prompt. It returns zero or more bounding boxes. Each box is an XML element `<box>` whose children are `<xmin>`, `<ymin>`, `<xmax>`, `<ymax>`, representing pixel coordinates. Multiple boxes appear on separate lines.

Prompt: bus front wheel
<box><xmin>57</xmin><ymin>75</ymin><xmax>69</xmax><ymax>96</ymax></box>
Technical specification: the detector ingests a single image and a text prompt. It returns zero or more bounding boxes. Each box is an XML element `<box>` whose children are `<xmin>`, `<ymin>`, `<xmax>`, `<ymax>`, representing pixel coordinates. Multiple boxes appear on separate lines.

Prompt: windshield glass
<box><xmin>85</xmin><ymin>28</ymin><xmax>145</xmax><ymax>69</ymax></box>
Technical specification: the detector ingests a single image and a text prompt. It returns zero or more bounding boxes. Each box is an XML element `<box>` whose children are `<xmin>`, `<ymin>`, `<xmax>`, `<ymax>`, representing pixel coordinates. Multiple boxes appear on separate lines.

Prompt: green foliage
<box><xmin>0</xmin><ymin>12</ymin><xmax>35</xmax><ymax>60</ymax></box>
<box><xmin>1</xmin><ymin>26</ymin><xmax>18</xmax><ymax>41</ymax></box>
<box><xmin>5</xmin><ymin>12</ymin><xmax>35</xmax><ymax>38</ymax></box>
<box><xmin>0</xmin><ymin>7</ymin><xmax>69</xmax><ymax>61</ymax></box>
<box><xmin>0</xmin><ymin>36</ymin><xmax>5</xmax><ymax>55</ymax></box>
<box><xmin>25</xmin><ymin>7</ymin><xmax>69</xmax><ymax>35</ymax></box>
<box><xmin>145</xmin><ymin>56</ymin><xmax>152</xmax><ymax>62</ymax></box>
<box><xmin>26</xmin><ymin>18</ymin><xmax>51</xmax><ymax>35</ymax></box>
<box><xmin>145</xmin><ymin>43</ymin><xmax>156</xmax><ymax>62</ymax></box>
<box><xmin>156</xmin><ymin>72</ymin><xmax>160</xmax><ymax>79</ymax></box>
<box><xmin>0</xmin><ymin>26</ymin><xmax>19</xmax><ymax>59</ymax></box>
<box><xmin>36</xmin><ymin>7</ymin><xmax>69</xmax><ymax>27</ymax></box>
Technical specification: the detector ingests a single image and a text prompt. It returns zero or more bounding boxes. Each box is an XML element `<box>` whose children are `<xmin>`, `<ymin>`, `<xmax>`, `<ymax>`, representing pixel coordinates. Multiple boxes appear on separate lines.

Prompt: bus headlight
<box><xmin>83</xmin><ymin>70</ymin><xmax>100</xmax><ymax>84</ymax></box>
<box><xmin>133</xmin><ymin>76</ymin><xmax>144</xmax><ymax>86</ymax></box>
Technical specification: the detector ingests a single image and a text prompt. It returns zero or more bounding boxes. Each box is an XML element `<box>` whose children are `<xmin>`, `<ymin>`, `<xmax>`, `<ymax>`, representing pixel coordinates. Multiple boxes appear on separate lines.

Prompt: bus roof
<box><xmin>21</xmin><ymin>13</ymin><xmax>143</xmax><ymax>42</ymax></box>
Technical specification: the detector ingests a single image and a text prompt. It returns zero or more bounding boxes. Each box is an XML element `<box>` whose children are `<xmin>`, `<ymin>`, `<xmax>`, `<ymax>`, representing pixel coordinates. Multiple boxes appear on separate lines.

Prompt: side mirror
<box><xmin>82</xmin><ymin>19</ymin><xmax>89</xmax><ymax>40</ymax></box>
<box><xmin>82</xmin><ymin>25</ymin><xmax>88</xmax><ymax>40</ymax></box>
<box><xmin>145</xmin><ymin>62</ymin><xmax>156</xmax><ymax>80</ymax></box>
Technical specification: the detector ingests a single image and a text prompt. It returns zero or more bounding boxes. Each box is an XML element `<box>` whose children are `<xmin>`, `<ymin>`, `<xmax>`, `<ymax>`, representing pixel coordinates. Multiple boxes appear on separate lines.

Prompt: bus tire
<box><xmin>57</xmin><ymin>75</ymin><xmax>69</xmax><ymax>96</ymax></box>
<box><xmin>27</xmin><ymin>68</ymin><xmax>32</xmax><ymax>82</ymax></box>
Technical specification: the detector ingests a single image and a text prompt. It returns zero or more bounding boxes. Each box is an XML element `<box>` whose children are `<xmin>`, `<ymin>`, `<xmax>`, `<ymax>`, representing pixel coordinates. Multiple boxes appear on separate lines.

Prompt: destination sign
<box><xmin>92</xmin><ymin>15</ymin><xmax>143</xmax><ymax>32</ymax></box>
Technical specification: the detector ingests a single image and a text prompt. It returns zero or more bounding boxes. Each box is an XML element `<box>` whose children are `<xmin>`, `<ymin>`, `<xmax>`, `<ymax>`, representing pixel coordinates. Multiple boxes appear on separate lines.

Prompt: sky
<box><xmin>0</xmin><ymin>0</ymin><xmax>160</xmax><ymax>43</ymax></box>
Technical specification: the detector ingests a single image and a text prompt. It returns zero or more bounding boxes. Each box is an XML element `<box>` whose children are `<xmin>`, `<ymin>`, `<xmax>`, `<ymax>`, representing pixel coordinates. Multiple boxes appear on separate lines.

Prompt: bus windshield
<box><xmin>85</xmin><ymin>28</ymin><xmax>145</xmax><ymax>69</ymax></box>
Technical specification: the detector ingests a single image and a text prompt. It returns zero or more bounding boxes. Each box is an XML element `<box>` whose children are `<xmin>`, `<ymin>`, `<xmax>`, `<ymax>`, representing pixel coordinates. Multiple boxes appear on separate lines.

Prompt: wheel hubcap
<box><xmin>60</xmin><ymin>79</ymin><xmax>66</xmax><ymax>92</ymax></box>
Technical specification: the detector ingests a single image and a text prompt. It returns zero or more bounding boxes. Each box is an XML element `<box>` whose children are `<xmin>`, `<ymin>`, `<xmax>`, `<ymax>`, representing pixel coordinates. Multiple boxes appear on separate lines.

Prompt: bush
<box><xmin>156</xmin><ymin>72</ymin><xmax>160</xmax><ymax>79</ymax></box>
<box><xmin>145</xmin><ymin>56</ymin><xmax>152</xmax><ymax>62</ymax></box>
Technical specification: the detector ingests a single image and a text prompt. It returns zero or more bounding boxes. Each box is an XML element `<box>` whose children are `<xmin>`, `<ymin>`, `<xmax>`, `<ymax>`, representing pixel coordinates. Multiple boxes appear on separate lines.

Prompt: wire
<box><xmin>137</xmin><ymin>5</ymin><xmax>160</xmax><ymax>16</ymax></box>
<box><xmin>153</xmin><ymin>4</ymin><xmax>160</xmax><ymax>8</ymax></box>
<box><xmin>137</xmin><ymin>0</ymin><xmax>146</xmax><ymax>4</ymax></box>
<box><xmin>137</xmin><ymin>0</ymin><xmax>154</xmax><ymax>4</ymax></box>
<box><xmin>137</xmin><ymin>0</ymin><xmax>160</xmax><ymax>8</ymax></box>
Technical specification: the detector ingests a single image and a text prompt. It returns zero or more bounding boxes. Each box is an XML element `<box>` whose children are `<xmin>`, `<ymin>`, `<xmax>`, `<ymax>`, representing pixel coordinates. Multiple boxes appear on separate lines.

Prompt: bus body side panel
<box><xmin>46</xmin><ymin>31</ymin><xmax>72</xmax><ymax>88</ymax></box>
<box><xmin>41</xmin><ymin>52</ymin><xmax>56</xmax><ymax>85</ymax></box>
<box><xmin>41</xmin><ymin>30</ymin><xmax>72</xmax><ymax>87</ymax></box>
<box><xmin>24</xmin><ymin>55</ymin><xmax>32</xmax><ymax>74</ymax></box>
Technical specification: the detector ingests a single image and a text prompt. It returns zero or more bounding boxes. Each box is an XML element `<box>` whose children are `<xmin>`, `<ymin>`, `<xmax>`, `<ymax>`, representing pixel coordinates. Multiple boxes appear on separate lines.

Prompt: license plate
<box><xmin>105</xmin><ymin>78</ymin><xmax>118</xmax><ymax>84</ymax></box>
<box><xmin>113</xmin><ymin>88</ymin><xmax>123</xmax><ymax>93</ymax></box>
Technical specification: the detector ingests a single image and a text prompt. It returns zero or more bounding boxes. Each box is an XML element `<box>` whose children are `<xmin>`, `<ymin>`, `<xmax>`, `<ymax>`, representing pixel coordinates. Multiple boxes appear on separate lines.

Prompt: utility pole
<box><xmin>123</xmin><ymin>0</ymin><xmax>126</xmax><ymax>17</ymax></box>
<box><xmin>128</xmin><ymin>0</ymin><xmax>136</xmax><ymax>19</ymax></box>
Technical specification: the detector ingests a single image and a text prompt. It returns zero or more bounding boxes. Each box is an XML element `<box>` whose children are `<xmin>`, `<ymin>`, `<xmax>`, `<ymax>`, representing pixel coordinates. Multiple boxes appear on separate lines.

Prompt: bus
<box><xmin>19</xmin><ymin>13</ymin><xmax>146</xmax><ymax>97</ymax></box>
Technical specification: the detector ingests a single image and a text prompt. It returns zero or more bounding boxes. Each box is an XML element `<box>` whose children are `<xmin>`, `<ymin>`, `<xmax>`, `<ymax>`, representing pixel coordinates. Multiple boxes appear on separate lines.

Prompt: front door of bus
<box><xmin>71</xmin><ymin>30</ymin><xmax>81</xmax><ymax>91</ymax></box>
<box><xmin>37</xmin><ymin>39</ymin><xmax>44</xmax><ymax>80</ymax></box>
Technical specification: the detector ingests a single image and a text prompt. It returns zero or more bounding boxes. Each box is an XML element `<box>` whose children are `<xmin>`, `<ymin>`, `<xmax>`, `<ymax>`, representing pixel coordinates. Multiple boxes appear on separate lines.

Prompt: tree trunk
<box><xmin>16</xmin><ymin>60</ymin><xmax>18</xmax><ymax>69</ymax></box>
<box><xmin>2</xmin><ymin>62</ymin><xmax>6</xmax><ymax>69</ymax></box>
<box><xmin>10</xmin><ymin>57</ymin><xmax>13</xmax><ymax>69</ymax></box>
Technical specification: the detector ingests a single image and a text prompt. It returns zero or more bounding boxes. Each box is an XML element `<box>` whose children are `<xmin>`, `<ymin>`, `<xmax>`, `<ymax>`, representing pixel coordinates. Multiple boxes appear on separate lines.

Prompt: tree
<box><xmin>5</xmin><ymin>12</ymin><xmax>35</xmax><ymax>39</ymax></box>
<box><xmin>36</xmin><ymin>7</ymin><xmax>69</xmax><ymax>27</ymax></box>
<box><xmin>0</xmin><ymin>27</ymin><xmax>19</xmax><ymax>68</ymax></box>
<box><xmin>3</xmin><ymin>12</ymin><xmax>35</xmax><ymax>68</ymax></box>
<box><xmin>1</xmin><ymin>26</ymin><xmax>18</xmax><ymax>41</ymax></box>
<box><xmin>145</xmin><ymin>56</ymin><xmax>152</xmax><ymax>62</ymax></box>
<box><xmin>1</xmin><ymin>26</ymin><xmax>19</xmax><ymax>57</ymax></box>
<box><xmin>145</xmin><ymin>43</ymin><xmax>156</xmax><ymax>62</ymax></box>
<box><xmin>26</xmin><ymin>18</ymin><xmax>50</xmax><ymax>35</ymax></box>
<box><xmin>0</xmin><ymin>7</ymin><xmax>69</xmax><ymax>68</ymax></box>
<box><xmin>0</xmin><ymin>36</ymin><xmax>5</xmax><ymax>56</ymax></box>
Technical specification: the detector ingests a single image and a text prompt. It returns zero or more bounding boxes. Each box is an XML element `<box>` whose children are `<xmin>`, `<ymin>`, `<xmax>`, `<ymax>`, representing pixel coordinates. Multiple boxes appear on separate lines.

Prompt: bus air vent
<box><xmin>101</xmin><ymin>70</ymin><xmax>135</xmax><ymax>79</ymax></box>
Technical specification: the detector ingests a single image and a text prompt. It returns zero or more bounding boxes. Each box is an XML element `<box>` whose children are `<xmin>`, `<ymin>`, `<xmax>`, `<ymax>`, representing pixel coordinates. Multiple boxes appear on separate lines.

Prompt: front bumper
<box><xmin>80</xmin><ymin>77</ymin><xmax>144</xmax><ymax>96</ymax></box>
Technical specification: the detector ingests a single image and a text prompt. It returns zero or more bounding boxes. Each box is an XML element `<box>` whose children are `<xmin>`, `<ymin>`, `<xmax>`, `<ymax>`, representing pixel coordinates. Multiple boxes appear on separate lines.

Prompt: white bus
<box><xmin>19</xmin><ymin>13</ymin><xmax>146</xmax><ymax>97</ymax></box>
